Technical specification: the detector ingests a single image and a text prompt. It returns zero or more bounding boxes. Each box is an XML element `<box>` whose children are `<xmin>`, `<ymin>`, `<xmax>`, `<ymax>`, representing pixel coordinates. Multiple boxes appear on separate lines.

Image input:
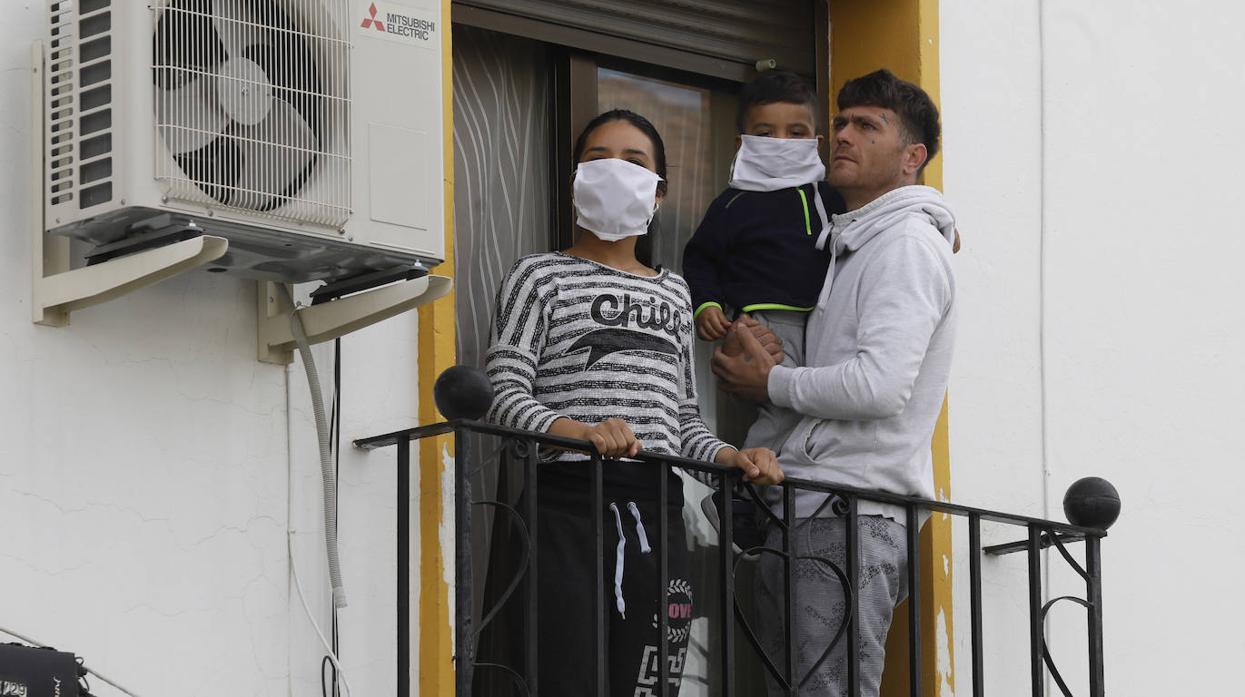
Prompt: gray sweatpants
<box><xmin>743</xmin><ymin>310</ymin><xmax>808</xmax><ymax>454</ymax></box>
<box><xmin>754</xmin><ymin>515</ymin><xmax>908</xmax><ymax>697</ymax></box>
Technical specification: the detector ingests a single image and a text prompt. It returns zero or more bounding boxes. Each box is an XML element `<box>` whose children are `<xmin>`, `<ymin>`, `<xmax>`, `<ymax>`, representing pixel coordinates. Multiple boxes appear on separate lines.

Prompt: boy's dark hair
<box><xmin>837</xmin><ymin>69</ymin><xmax>941</xmax><ymax>170</ymax></box>
<box><xmin>736</xmin><ymin>70</ymin><xmax>819</xmax><ymax>132</ymax></box>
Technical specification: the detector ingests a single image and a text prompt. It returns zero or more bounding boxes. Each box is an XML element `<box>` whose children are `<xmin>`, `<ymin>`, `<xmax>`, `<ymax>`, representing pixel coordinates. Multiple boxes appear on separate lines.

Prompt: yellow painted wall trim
<box><xmin>417</xmin><ymin>0</ymin><xmax>457</xmax><ymax>693</ymax></box>
<box><xmin>829</xmin><ymin>1</ymin><xmax>956</xmax><ymax>695</ymax></box>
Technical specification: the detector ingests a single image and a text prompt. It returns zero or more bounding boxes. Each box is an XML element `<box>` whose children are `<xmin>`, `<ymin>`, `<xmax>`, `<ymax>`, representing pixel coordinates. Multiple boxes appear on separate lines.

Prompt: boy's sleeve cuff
<box><xmin>693</xmin><ymin>301</ymin><xmax>723</xmax><ymax>320</ymax></box>
<box><xmin>768</xmin><ymin>365</ymin><xmax>796</xmax><ymax>408</ymax></box>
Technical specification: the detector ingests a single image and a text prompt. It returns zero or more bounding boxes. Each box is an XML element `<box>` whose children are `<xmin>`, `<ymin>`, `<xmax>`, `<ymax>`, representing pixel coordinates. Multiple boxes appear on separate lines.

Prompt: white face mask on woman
<box><xmin>573</xmin><ymin>158</ymin><xmax>663</xmax><ymax>242</ymax></box>
<box><xmin>729</xmin><ymin>134</ymin><xmax>825</xmax><ymax>192</ymax></box>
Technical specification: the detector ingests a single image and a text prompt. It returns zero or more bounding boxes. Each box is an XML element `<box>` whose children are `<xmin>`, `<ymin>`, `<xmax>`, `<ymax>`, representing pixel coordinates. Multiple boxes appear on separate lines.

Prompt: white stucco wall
<box><xmin>0</xmin><ymin>5</ymin><xmax>426</xmax><ymax>695</ymax></box>
<box><xmin>943</xmin><ymin>0</ymin><xmax>1245</xmax><ymax>694</ymax></box>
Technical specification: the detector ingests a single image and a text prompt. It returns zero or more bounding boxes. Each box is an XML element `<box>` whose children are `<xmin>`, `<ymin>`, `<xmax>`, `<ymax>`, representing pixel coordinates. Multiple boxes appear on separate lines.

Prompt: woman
<box><xmin>483</xmin><ymin>109</ymin><xmax>784</xmax><ymax>695</ymax></box>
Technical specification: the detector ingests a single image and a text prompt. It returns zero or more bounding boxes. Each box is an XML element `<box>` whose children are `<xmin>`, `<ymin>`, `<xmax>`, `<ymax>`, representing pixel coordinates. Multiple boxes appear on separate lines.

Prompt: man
<box><xmin>712</xmin><ymin>69</ymin><xmax>957</xmax><ymax>696</ymax></box>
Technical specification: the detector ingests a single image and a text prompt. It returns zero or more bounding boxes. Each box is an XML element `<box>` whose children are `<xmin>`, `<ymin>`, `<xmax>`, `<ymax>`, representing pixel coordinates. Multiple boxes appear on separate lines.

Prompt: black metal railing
<box><xmin>356</xmin><ymin>419</ymin><xmax>1113</xmax><ymax>697</ymax></box>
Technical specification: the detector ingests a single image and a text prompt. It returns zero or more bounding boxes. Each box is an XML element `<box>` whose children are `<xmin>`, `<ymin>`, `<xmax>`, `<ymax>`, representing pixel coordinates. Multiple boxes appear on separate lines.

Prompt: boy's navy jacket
<box><xmin>682</xmin><ymin>182</ymin><xmax>847</xmax><ymax>317</ymax></box>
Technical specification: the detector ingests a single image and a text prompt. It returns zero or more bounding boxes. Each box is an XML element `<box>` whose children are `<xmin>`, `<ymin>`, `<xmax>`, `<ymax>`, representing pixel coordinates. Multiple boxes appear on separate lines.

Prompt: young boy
<box><xmin>683</xmin><ymin>70</ymin><xmax>845</xmax><ymax>453</ymax></box>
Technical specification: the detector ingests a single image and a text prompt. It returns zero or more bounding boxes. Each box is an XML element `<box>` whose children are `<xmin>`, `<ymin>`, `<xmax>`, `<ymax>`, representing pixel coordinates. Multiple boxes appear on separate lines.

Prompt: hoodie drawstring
<box><xmin>812</xmin><ymin>187</ymin><xmax>834</xmax><ymax>251</ymax></box>
<box><xmin>815</xmin><ymin>222</ymin><xmax>841</xmax><ymax>310</ymax></box>
<box><xmin>609</xmin><ymin>501</ymin><xmax>653</xmax><ymax>619</ymax></box>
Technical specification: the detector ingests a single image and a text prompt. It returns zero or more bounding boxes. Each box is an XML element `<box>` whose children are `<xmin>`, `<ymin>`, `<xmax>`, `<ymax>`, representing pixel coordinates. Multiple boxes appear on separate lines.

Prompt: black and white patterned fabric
<box><xmin>485</xmin><ymin>252</ymin><xmax>729</xmax><ymax>468</ymax></box>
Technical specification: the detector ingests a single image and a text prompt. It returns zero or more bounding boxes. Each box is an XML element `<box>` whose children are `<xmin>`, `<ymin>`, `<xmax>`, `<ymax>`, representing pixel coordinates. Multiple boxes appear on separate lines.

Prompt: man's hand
<box><xmin>696</xmin><ymin>306</ymin><xmax>732</xmax><ymax>341</ymax></box>
<box><xmin>721</xmin><ymin>314</ymin><xmax>785</xmax><ymax>363</ymax></box>
<box><xmin>718</xmin><ymin>446</ymin><xmax>784</xmax><ymax>485</ymax></box>
<box><xmin>712</xmin><ymin>322</ymin><xmax>778</xmax><ymax>402</ymax></box>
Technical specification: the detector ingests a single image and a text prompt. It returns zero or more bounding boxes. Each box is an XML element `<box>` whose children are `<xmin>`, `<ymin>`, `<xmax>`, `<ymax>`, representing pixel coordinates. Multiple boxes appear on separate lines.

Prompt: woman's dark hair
<box><xmin>573</xmin><ymin>109</ymin><xmax>668</xmax><ymax>182</ymax></box>
<box><xmin>736</xmin><ymin>70</ymin><xmax>819</xmax><ymax>132</ymax></box>
<box><xmin>570</xmin><ymin>109</ymin><xmax>668</xmax><ymax>267</ymax></box>
<box><xmin>837</xmin><ymin>69</ymin><xmax>941</xmax><ymax>172</ymax></box>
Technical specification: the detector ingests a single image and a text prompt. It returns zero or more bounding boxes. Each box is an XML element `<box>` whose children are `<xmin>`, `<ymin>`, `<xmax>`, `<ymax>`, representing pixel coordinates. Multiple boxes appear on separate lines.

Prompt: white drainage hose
<box><xmin>280</xmin><ymin>285</ymin><xmax>347</xmax><ymax>609</ymax></box>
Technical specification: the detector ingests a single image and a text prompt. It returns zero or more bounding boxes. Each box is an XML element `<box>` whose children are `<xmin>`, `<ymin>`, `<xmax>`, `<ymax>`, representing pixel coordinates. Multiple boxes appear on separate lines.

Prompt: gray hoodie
<box><xmin>767</xmin><ymin>185</ymin><xmax>957</xmax><ymax>521</ymax></box>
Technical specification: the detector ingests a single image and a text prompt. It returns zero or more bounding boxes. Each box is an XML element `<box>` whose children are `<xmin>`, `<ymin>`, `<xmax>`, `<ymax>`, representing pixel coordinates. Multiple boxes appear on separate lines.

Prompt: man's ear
<box><xmin>903</xmin><ymin>142</ymin><xmax>929</xmax><ymax>177</ymax></box>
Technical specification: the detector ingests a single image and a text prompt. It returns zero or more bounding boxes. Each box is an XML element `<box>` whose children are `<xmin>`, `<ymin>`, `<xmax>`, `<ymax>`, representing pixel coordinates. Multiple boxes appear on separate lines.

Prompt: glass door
<box><xmin>591</xmin><ymin>64</ymin><xmax>751</xmax><ymax>432</ymax></box>
<box><xmin>452</xmin><ymin>32</ymin><xmax>813</xmax><ymax>691</ymax></box>
<box><xmin>596</xmin><ymin>68</ymin><xmax>723</xmax><ymax>277</ymax></box>
<box><xmin>593</xmin><ymin>64</ymin><xmax>767</xmax><ymax>696</ymax></box>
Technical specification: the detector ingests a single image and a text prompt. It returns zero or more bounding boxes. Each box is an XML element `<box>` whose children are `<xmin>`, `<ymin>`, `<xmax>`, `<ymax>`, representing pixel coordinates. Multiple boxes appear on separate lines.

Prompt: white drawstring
<box><xmin>609</xmin><ymin>503</ymin><xmax>627</xmax><ymax>618</ymax></box>
<box><xmin>812</xmin><ymin>188</ymin><xmax>834</xmax><ymax>250</ymax></box>
<box><xmin>815</xmin><ymin>221</ymin><xmax>842</xmax><ymax>311</ymax></box>
<box><xmin>627</xmin><ymin>501</ymin><xmax>653</xmax><ymax>554</ymax></box>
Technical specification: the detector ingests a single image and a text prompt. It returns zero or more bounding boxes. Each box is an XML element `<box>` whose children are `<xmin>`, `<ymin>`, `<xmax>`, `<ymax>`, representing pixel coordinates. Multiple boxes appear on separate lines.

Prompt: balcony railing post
<box><xmin>522</xmin><ymin>438</ymin><xmax>539</xmax><ymax>695</ymax></box>
<box><xmin>783</xmin><ymin>484</ymin><xmax>797</xmax><ymax>695</ymax></box>
<box><xmin>658</xmin><ymin>466</ymin><xmax>670</xmax><ymax>697</ymax></box>
<box><xmin>452</xmin><ymin>428</ymin><xmax>473</xmax><ymax>697</ymax></box>
<box><xmin>1086</xmin><ymin>535</ymin><xmax>1105</xmax><ymax>697</ymax></box>
<box><xmin>398</xmin><ymin>437</ymin><xmax>412</xmax><ymax>697</ymax></box>
<box><xmin>718</xmin><ymin>473</ymin><xmax>736</xmax><ymax>697</ymax></box>
<box><xmin>1027</xmin><ymin>525</ymin><xmax>1044</xmax><ymax>697</ymax></box>
<box><xmin>592</xmin><ymin>452</ymin><xmax>606</xmax><ymax>695</ymax></box>
<box><xmin>968</xmin><ymin>513</ymin><xmax>984</xmax><ymax>697</ymax></box>
<box><xmin>846</xmin><ymin>495</ymin><xmax>860</xmax><ymax>697</ymax></box>
<box><xmin>906</xmin><ymin>505</ymin><xmax>922</xmax><ymax>697</ymax></box>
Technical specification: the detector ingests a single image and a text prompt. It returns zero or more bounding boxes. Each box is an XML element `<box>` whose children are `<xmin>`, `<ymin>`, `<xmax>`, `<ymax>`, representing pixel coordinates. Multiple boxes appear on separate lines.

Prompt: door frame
<box><xmin>422</xmin><ymin>4</ymin><xmax>955</xmax><ymax>696</ymax></box>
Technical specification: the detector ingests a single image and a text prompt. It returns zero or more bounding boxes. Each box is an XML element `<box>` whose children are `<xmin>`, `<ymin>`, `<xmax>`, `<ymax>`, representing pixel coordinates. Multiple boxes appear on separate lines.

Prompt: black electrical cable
<box><xmin>320</xmin><ymin>655</ymin><xmax>337</xmax><ymax>697</ymax></box>
<box><xmin>322</xmin><ymin>337</ymin><xmax>343</xmax><ymax>697</ymax></box>
<box><xmin>76</xmin><ymin>656</ymin><xmax>96</xmax><ymax>697</ymax></box>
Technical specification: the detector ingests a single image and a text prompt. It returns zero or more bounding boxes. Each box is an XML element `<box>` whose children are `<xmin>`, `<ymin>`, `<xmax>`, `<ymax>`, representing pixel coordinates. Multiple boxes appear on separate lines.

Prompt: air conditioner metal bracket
<box><xmin>33</xmin><ymin>233</ymin><xmax>230</xmax><ymax>327</ymax></box>
<box><xmin>31</xmin><ymin>40</ymin><xmax>233</xmax><ymax>327</ymax></box>
<box><xmin>257</xmin><ymin>274</ymin><xmax>453</xmax><ymax>365</ymax></box>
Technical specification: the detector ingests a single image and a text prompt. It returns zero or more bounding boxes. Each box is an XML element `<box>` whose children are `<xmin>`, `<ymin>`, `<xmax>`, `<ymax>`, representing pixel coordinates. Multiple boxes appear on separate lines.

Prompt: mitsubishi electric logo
<box><xmin>360</xmin><ymin>3</ymin><xmax>386</xmax><ymax>32</ymax></box>
<box><xmin>358</xmin><ymin>2</ymin><xmax>438</xmax><ymax>47</ymax></box>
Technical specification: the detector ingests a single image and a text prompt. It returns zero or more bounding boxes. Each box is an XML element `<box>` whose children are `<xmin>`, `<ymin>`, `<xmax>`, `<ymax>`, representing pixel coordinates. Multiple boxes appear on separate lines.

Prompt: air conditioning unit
<box><xmin>42</xmin><ymin>0</ymin><xmax>445</xmax><ymax>283</ymax></box>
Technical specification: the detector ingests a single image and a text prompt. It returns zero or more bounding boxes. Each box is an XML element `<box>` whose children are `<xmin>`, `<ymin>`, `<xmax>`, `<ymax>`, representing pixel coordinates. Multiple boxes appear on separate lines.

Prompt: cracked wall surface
<box><xmin>942</xmin><ymin>1</ymin><xmax>1245</xmax><ymax>695</ymax></box>
<box><xmin>1</xmin><ymin>7</ymin><xmax>422</xmax><ymax>695</ymax></box>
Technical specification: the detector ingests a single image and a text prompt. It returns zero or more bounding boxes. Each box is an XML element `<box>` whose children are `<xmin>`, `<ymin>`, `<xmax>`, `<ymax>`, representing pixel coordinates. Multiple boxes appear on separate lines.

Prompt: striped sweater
<box><xmin>485</xmin><ymin>252</ymin><xmax>730</xmax><ymax>468</ymax></box>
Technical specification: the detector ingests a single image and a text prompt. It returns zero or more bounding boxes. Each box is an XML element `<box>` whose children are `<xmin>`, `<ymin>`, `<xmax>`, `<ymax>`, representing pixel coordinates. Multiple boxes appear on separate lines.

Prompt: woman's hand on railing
<box><xmin>717</xmin><ymin>446</ymin><xmax>784</xmax><ymax>486</ymax></box>
<box><xmin>549</xmin><ymin>416</ymin><xmax>642</xmax><ymax>459</ymax></box>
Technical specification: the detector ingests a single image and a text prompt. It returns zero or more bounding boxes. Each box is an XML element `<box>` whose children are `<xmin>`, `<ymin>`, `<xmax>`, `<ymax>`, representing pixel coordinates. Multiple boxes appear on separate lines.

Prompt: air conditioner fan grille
<box><xmin>152</xmin><ymin>0</ymin><xmax>352</xmax><ymax>228</ymax></box>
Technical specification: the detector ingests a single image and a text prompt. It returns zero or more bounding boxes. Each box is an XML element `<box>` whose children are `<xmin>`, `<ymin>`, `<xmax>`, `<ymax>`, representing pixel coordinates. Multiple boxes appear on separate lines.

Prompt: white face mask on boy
<box><xmin>730</xmin><ymin>134</ymin><xmax>835</xmax><ymax>250</ymax></box>
<box><xmin>573</xmin><ymin>158</ymin><xmax>663</xmax><ymax>242</ymax></box>
<box><xmin>729</xmin><ymin>134</ymin><xmax>826</xmax><ymax>192</ymax></box>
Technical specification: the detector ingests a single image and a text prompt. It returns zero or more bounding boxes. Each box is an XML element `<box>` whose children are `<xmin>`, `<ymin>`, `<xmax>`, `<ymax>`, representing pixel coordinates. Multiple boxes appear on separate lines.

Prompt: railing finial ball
<box><xmin>434</xmin><ymin>365</ymin><xmax>495</xmax><ymax>421</ymax></box>
<box><xmin>1063</xmin><ymin>476</ymin><xmax>1120</xmax><ymax>530</ymax></box>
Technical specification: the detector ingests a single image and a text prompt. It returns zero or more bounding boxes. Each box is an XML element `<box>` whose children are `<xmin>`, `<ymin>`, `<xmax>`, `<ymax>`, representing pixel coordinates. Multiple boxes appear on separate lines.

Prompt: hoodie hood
<box><xmin>831</xmin><ymin>185</ymin><xmax>956</xmax><ymax>255</ymax></box>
